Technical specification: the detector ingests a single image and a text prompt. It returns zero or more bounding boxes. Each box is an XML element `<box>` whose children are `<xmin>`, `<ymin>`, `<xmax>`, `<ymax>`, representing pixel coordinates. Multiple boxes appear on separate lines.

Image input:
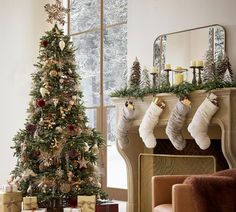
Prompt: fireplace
<box><xmin>112</xmin><ymin>88</ymin><xmax>236</xmax><ymax>212</ymax></box>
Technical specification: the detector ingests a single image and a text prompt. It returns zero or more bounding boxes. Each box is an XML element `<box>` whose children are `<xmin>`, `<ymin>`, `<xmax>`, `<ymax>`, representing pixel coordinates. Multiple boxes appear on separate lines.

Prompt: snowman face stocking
<box><xmin>188</xmin><ymin>93</ymin><xmax>219</xmax><ymax>150</ymax></box>
<box><xmin>166</xmin><ymin>100</ymin><xmax>191</xmax><ymax>150</ymax></box>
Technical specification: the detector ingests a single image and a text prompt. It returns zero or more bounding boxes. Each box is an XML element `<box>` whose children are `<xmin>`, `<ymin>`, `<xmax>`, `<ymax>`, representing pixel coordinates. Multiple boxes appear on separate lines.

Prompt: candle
<box><xmin>165</xmin><ymin>64</ymin><xmax>171</xmax><ymax>70</ymax></box>
<box><xmin>191</xmin><ymin>60</ymin><xmax>196</xmax><ymax>67</ymax></box>
<box><xmin>175</xmin><ymin>73</ymin><xmax>184</xmax><ymax>85</ymax></box>
<box><xmin>176</xmin><ymin>66</ymin><xmax>183</xmax><ymax>70</ymax></box>
<box><xmin>149</xmin><ymin>66</ymin><xmax>158</xmax><ymax>74</ymax></box>
<box><xmin>196</xmin><ymin>60</ymin><xmax>203</xmax><ymax>67</ymax></box>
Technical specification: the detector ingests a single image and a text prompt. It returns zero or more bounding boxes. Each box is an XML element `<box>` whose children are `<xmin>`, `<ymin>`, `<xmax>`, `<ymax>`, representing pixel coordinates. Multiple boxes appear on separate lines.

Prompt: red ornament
<box><xmin>41</xmin><ymin>40</ymin><xmax>49</xmax><ymax>48</ymax></box>
<box><xmin>36</xmin><ymin>99</ymin><xmax>46</xmax><ymax>107</ymax></box>
<box><xmin>68</xmin><ymin>124</ymin><xmax>75</xmax><ymax>131</ymax></box>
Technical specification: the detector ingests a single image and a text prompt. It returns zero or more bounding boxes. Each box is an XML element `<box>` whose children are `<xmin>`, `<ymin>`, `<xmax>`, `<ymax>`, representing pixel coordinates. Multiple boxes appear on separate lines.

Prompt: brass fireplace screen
<box><xmin>138</xmin><ymin>154</ymin><xmax>216</xmax><ymax>212</ymax></box>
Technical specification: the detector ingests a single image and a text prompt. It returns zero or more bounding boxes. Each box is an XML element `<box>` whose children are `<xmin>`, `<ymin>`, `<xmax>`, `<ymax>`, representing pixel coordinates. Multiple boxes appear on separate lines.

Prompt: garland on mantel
<box><xmin>110</xmin><ymin>80</ymin><xmax>236</xmax><ymax>99</ymax></box>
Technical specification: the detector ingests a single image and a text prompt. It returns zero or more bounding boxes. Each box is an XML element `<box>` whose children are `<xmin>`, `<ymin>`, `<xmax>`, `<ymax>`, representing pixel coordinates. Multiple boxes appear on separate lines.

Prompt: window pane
<box><xmin>106</xmin><ymin>107</ymin><xmax>127</xmax><ymax>189</ymax></box>
<box><xmin>104</xmin><ymin>0</ymin><xmax>127</xmax><ymax>25</ymax></box>
<box><xmin>104</xmin><ymin>24</ymin><xmax>127</xmax><ymax>105</ymax></box>
<box><xmin>70</xmin><ymin>0</ymin><xmax>100</xmax><ymax>34</ymax></box>
<box><xmin>72</xmin><ymin>32</ymin><xmax>100</xmax><ymax>107</ymax></box>
<box><xmin>85</xmin><ymin>108</ymin><xmax>97</xmax><ymax>128</ymax></box>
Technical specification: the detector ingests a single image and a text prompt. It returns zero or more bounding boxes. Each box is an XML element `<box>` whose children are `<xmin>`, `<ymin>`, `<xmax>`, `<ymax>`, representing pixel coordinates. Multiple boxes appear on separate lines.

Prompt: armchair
<box><xmin>152</xmin><ymin>175</ymin><xmax>195</xmax><ymax>212</ymax></box>
<box><xmin>152</xmin><ymin>169</ymin><xmax>236</xmax><ymax>212</ymax></box>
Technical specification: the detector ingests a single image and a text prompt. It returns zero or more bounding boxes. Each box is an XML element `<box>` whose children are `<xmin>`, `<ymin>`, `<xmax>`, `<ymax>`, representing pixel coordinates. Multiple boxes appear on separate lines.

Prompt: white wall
<box><xmin>0</xmin><ymin>0</ymin><xmax>51</xmax><ymax>185</ymax></box>
<box><xmin>128</xmin><ymin>0</ymin><xmax>236</xmax><ymax>79</ymax></box>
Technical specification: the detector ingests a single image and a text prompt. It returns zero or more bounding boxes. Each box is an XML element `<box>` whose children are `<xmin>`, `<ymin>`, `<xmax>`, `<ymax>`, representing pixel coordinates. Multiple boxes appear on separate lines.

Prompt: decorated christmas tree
<box><xmin>10</xmin><ymin>0</ymin><xmax>106</xmax><ymax>209</ymax></box>
<box><xmin>128</xmin><ymin>57</ymin><xmax>141</xmax><ymax>89</ymax></box>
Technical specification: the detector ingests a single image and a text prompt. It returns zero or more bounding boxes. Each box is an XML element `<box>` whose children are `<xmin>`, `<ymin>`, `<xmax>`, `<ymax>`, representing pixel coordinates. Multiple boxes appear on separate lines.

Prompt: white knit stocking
<box><xmin>166</xmin><ymin>101</ymin><xmax>191</xmax><ymax>150</ymax></box>
<box><xmin>188</xmin><ymin>93</ymin><xmax>219</xmax><ymax>150</ymax></box>
<box><xmin>117</xmin><ymin>102</ymin><xmax>135</xmax><ymax>149</ymax></box>
<box><xmin>139</xmin><ymin>102</ymin><xmax>164</xmax><ymax>148</ymax></box>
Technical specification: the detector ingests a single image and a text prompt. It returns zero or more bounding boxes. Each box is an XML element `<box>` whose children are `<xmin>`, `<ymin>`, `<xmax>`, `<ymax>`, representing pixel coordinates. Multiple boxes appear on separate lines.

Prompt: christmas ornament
<box><xmin>26</xmin><ymin>123</ymin><xmax>37</xmax><ymax>134</ymax></box>
<box><xmin>166</xmin><ymin>99</ymin><xmax>191</xmax><ymax>150</ymax></box>
<box><xmin>83</xmin><ymin>143</ymin><xmax>90</xmax><ymax>152</ymax></box>
<box><xmin>69</xmin><ymin>100</ymin><xmax>75</xmax><ymax>105</ymax></box>
<box><xmin>117</xmin><ymin>100</ymin><xmax>135</xmax><ymax>149</ymax></box>
<box><xmin>139</xmin><ymin>97</ymin><xmax>165</xmax><ymax>148</ymax></box>
<box><xmin>60</xmin><ymin>183</ymin><xmax>71</xmax><ymax>193</ymax></box>
<box><xmin>56</xmin><ymin>126</ymin><xmax>63</xmax><ymax>133</ymax></box>
<box><xmin>72</xmin><ymin>95</ymin><xmax>77</xmax><ymax>100</ymax></box>
<box><xmin>59</xmin><ymin>40</ymin><xmax>66</xmax><ymax>51</ymax></box>
<box><xmin>188</xmin><ymin>93</ymin><xmax>219</xmax><ymax>150</ymax></box>
<box><xmin>40</xmin><ymin>87</ymin><xmax>50</xmax><ymax>97</ymax></box>
<box><xmin>49</xmin><ymin>70</ymin><xmax>58</xmax><ymax>77</ymax></box>
<box><xmin>36</xmin><ymin>99</ymin><xmax>46</xmax><ymax>107</ymax></box>
<box><xmin>78</xmin><ymin>158</ymin><xmax>88</xmax><ymax>169</ymax></box>
<box><xmin>56</xmin><ymin>167</ymin><xmax>64</xmax><ymax>177</ymax></box>
<box><xmin>67</xmin><ymin>171</ymin><xmax>74</xmax><ymax>182</ymax></box>
<box><xmin>59</xmin><ymin>78</ymin><xmax>64</xmax><ymax>84</ymax></box>
<box><xmin>53</xmin><ymin>98</ymin><xmax>59</xmax><ymax>107</ymax></box>
<box><xmin>41</xmin><ymin>40</ymin><xmax>49</xmax><ymax>48</ymax></box>
<box><xmin>91</xmin><ymin>144</ymin><xmax>99</xmax><ymax>155</ymax></box>
<box><xmin>67</xmin><ymin>124</ymin><xmax>75</xmax><ymax>131</ymax></box>
<box><xmin>68</xmin><ymin>150</ymin><xmax>79</xmax><ymax>158</ymax></box>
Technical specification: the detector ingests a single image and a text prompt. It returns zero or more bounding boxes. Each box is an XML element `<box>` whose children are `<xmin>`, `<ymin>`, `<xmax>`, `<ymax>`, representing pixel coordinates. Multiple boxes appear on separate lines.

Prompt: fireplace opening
<box><xmin>154</xmin><ymin>139</ymin><xmax>229</xmax><ymax>171</ymax></box>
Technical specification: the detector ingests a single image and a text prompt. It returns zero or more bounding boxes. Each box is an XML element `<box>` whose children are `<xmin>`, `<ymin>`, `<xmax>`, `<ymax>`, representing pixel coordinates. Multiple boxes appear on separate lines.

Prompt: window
<box><xmin>68</xmin><ymin>0</ymin><xmax>128</xmax><ymax>199</ymax></box>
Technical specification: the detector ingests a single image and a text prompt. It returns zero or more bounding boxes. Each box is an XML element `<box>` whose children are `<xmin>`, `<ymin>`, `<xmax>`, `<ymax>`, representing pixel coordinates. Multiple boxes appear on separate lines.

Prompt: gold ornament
<box><xmin>44</xmin><ymin>0</ymin><xmax>70</xmax><ymax>26</ymax></box>
<box><xmin>67</xmin><ymin>171</ymin><xmax>74</xmax><ymax>182</ymax></box>
<box><xmin>69</xmin><ymin>100</ymin><xmax>75</xmax><ymax>105</ymax></box>
<box><xmin>49</xmin><ymin>70</ymin><xmax>58</xmax><ymax>77</ymax></box>
<box><xmin>59</xmin><ymin>40</ymin><xmax>66</xmax><ymax>51</ymax></box>
<box><xmin>72</xmin><ymin>95</ymin><xmax>77</xmax><ymax>100</ymax></box>
<box><xmin>60</xmin><ymin>183</ymin><xmax>71</xmax><ymax>193</ymax></box>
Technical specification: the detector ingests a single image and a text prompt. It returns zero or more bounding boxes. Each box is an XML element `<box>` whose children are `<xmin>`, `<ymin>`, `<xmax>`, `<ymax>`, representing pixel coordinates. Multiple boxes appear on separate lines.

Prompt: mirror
<box><xmin>153</xmin><ymin>25</ymin><xmax>225</xmax><ymax>84</ymax></box>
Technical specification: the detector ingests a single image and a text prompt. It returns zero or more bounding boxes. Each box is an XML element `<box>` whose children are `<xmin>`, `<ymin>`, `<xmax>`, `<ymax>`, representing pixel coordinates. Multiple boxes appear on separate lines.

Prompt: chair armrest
<box><xmin>172</xmin><ymin>184</ymin><xmax>195</xmax><ymax>212</ymax></box>
<box><xmin>152</xmin><ymin>175</ymin><xmax>188</xmax><ymax>208</ymax></box>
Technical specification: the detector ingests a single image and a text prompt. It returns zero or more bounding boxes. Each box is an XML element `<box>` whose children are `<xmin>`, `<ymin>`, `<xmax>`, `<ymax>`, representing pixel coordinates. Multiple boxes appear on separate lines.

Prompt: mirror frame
<box><xmin>153</xmin><ymin>24</ymin><xmax>226</xmax><ymax>70</ymax></box>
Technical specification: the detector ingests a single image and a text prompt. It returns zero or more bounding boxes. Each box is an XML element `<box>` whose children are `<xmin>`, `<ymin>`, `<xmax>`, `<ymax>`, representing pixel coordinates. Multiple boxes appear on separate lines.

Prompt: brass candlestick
<box><xmin>196</xmin><ymin>66</ymin><xmax>203</xmax><ymax>85</ymax></box>
<box><xmin>164</xmin><ymin>69</ymin><xmax>171</xmax><ymax>86</ymax></box>
<box><xmin>190</xmin><ymin>66</ymin><xmax>197</xmax><ymax>85</ymax></box>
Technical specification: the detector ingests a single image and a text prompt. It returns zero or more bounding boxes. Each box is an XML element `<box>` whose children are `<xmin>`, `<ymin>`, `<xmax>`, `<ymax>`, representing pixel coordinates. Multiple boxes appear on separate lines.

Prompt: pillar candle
<box><xmin>165</xmin><ymin>64</ymin><xmax>171</xmax><ymax>69</ymax></box>
<box><xmin>191</xmin><ymin>60</ymin><xmax>196</xmax><ymax>67</ymax></box>
<box><xmin>175</xmin><ymin>73</ymin><xmax>184</xmax><ymax>85</ymax></box>
<box><xmin>196</xmin><ymin>60</ymin><xmax>203</xmax><ymax>67</ymax></box>
<box><xmin>149</xmin><ymin>66</ymin><xmax>158</xmax><ymax>74</ymax></box>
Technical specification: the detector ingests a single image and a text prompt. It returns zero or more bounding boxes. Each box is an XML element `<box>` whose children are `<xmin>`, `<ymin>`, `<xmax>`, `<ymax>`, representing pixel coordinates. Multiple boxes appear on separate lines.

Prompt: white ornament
<box><xmin>40</xmin><ymin>87</ymin><xmax>49</xmax><ymax>97</ymax></box>
<box><xmin>59</xmin><ymin>40</ymin><xmax>65</xmax><ymax>51</ymax></box>
<box><xmin>72</xmin><ymin>95</ymin><xmax>77</xmax><ymax>100</ymax></box>
<box><xmin>53</xmin><ymin>98</ymin><xmax>59</xmax><ymax>107</ymax></box>
<box><xmin>69</xmin><ymin>100</ymin><xmax>75</xmax><ymax>105</ymax></box>
<box><xmin>92</xmin><ymin>144</ymin><xmax>99</xmax><ymax>155</ymax></box>
<box><xmin>56</xmin><ymin>126</ymin><xmax>63</xmax><ymax>133</ymax></box>
<box><xmin>83</xmin><ymin>143</ymin><xmax>90</xmax><ymax>152</ymax></box>
<box><xmin>59</xmin><ymin>78</ymin><xmax>64</xmax><ymax>84</ymax></box>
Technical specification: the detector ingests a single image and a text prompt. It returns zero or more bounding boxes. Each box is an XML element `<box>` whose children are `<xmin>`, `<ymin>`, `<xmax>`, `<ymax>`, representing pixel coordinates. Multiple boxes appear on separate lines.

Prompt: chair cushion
<box><xmin>154</xmin><ymin>204</ymin><xmax>172</xmax><ymax>212</ymax></box>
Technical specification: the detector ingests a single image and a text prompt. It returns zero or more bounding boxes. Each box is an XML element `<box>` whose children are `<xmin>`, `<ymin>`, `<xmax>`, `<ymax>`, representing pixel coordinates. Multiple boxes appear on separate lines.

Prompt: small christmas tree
<box><xmin>140</xmin><ymin>67</ymin><xmax>151</xmax><ymax>89</ymax></box>
<box><xmin>216</xmin><ymin>53</ymin><xmax>233</xmax><ymax>81</ymax></box>
<box><xmin>128</xmin><ymin>57</ymin><xmax>141</xmax><ymax>89</ymax></box>
<box><xmin>202</xmin><ymin>49</ymin><xmax>216</xmax><ymax>82</ymax></box>
<box><xmin>10</xmin><ymin>0</ymin><xmax>106</xmax><ymax>210</ymax></box>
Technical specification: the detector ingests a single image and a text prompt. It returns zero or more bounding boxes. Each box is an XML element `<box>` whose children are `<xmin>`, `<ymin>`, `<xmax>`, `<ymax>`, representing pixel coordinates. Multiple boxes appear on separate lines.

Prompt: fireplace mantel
<box><xmin>112</xmin><ymin>88</ymin><xmax>236</xmax><ymax>212</ymax></box>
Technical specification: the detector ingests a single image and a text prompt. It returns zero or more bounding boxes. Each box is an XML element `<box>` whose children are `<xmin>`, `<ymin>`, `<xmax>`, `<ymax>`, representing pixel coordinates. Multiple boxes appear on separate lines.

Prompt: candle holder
<box><xmin>151</xmin><ymin>73</ymin><xmax>158</xmax><ymax>87</ymax></box>
<box><xmin>196</xmin><ymin>66</ymin><xmax>203</xmax><ymax>85</ymax></box>
<box><xmin>164</xmin><ymin>69</ymin><xmax>172</xmax><ymax>86</ymax></box>
<box><xmin>173</xmin><ymin>68</ymin><xmax>188</xmax><ymax>85</ymax></box>
<box><xmin>190</xmin><ymin>66</ymin><xmax>197</xmax><ymax>85</ymax></box>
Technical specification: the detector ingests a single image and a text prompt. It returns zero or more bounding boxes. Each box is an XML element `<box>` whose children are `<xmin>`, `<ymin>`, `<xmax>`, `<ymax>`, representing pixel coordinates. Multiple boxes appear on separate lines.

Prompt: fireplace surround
<box><xmin>112</xmin><ymin>88</ymin><xmax>236</xmax><ymax>212</ymax></box>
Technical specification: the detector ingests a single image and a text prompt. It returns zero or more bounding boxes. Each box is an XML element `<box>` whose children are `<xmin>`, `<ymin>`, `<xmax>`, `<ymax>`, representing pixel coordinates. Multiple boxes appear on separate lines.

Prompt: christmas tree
<box><xmin>140</xmin><ymin>67</ymin><xmax>151</xmax><ymax>89</ymax></box>
<box><xmin>10</xmin><ymin>0</ymin><xmax>106</xmax><ymax>209</ymax></box>
<box><xmin>128</xmin><ymin>57</ymin><xmax>141</xmax><ymax>89</ymax></box>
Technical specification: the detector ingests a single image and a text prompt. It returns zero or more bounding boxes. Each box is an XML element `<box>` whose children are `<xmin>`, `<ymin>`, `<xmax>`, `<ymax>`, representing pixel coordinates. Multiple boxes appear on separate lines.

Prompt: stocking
<box><xmin>139</xmin><ymin>99</ymin><xmax>165</xmax><ymax>148</ymax></box>
<box><xmin>166</xmin><ymin>100</ymin><xmax>191</xmax><ymax>150</ymax></box>
<box><xmin>117</xmin><ymin>100</ymin><xmax>135</xmax><ymax>149</ymax></box>
<box><xmin>188</xmin><ymin>93</ymin><xmax>219</xmax><ymax>150</ymax></box>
